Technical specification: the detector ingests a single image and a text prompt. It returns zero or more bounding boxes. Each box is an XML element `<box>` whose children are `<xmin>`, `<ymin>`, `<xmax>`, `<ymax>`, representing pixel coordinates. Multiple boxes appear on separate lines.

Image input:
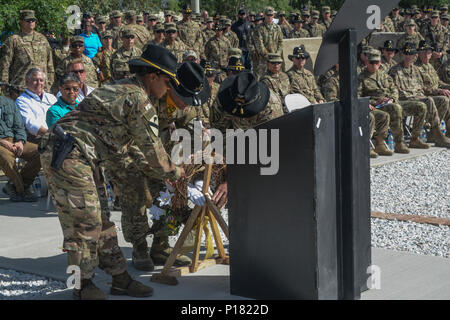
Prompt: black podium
<box><xmin>227</xmin><ymin>99</ymin><xmax>371</xmax><ymax>299</ymax></box>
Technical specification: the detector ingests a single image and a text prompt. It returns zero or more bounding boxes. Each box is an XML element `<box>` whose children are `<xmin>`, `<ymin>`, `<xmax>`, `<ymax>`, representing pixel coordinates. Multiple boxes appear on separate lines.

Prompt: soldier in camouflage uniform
<box><xmin>420</xmin><ymin>11</ymin><xmax>447</xmax><ymax>52</ymax></box>
<box><xmin>390</xmin><ymin>7</ymin><xmax>405</xmax><ymax>32</ymax></box>
<box><xmin>438</xmin><ymin>50</ymin><xmax>450</xmax><ymax>84</ymax></box>
<box><xmin>123</xmin><ymin>10</ymin><xmax>151</xmax><ymax>51</ymax></box>
<box><xmin>52</xmin><ymin>36</ymin><xmax>71</xmax><ymax>81</ymax></box>
<box><xmin>416</xmin><ymin>41</ymin><xmax>450</xmax><ymax>136</ymax></box>
<box><xmin>92</xmin><ymin>31</ymin><xmax>116</xmax><ymax>85</ymax></box>
<box><xmin>0</xmin><ymin>10</ymin><xmax>54</xmax><ymax>91</ymax></box>
<box><xmin>147</xmin><ymin>23</ymin><xmax>165</xmax><ymax>46</ymax></box>
<box><xmin>204</xmin><ymin>24</ymin><xmax>232</xmax><ymax>71</ymax></box>
<box><xmin>308</xmin><ymin>11</ymin><xmax>327</xmax><ymax>37</ymax></box>
<box><xmin>289</xmin><ymin>17</ymin><xmax>310</xmax><ymax>38</ymax></box>
<box><xmin>110</xmin><ymin>28</ymin><xmax>142</xmax><ymax>81</ymax></box>
<box><xmin>107</xmin><ymin>10</ymin><xmax>124</xmax><ymax>50</ymax></box>
<box><xmin>277</xmin><ymin>11</ymin><xmax>293</xmax><ymax>38</ymax></box>
<box><xmin>39</xmin><ymin>45</ymin><xmax>182</xmax><ymax>299</ymax></box>
<box><xmin>162</xmin><ymin>23</ymin><xmax>187</xmax><ymax>62</ymax></box>
<box><xmin>359</xmin><ymin>49</ymin><xmax>428</xmax><ymax>154</ymax></box>
<box><xmin>56</xmin><ymin>36</ymin><xmax>99</xmax><ymax>89</ymax></box>
<box><xmin>320</xmin><ymin>64</ymin><xmax>340</xmax><ymax>102</ymax></box>
<box><xmin>223</xmin><ymin>19</ymin><xmax>240</xmax><ymax>48</ymax></box>
<box><xmin>287</xmin><ymin>46</ymin><xmax>324</xmax><ymax>105</ymax></box>
<box><xmin>253</xmin><ymin>7</ymin><xmax>284</xmax><ymax>80</ymax></box>
<box><xmin>210</xmin><ymin>72</ymin><xmax>284</xmax><ymax>133</ymax></box>
<box><xmin>199</xmin><ymin>60</ymin><xmax>221</xmax><ymax>128</ymax></box>
<box><xmin>176</xmin><ymin>5</ymin><xmax>204</xmax><ymax>58</ymax></box>
<box><xmin>397</xmin><ymin>19</ymin><xmax>424</xmax><ymax>49</ymax></box>
<box><xmin>380</xmin><ymin>16</ymin><xmax>396</xmax><ymax>32</ymax></box>
<box><xmin>261</xmin><ymin>53</ymin><xmax>291</xmax><ymax>114</ymax></box>
<box><xmin>379</xmin><ymin>40</ymin><xmax>399</xmax><ymax>73</ymax></box>
<box><xmin>202</xmin><ymin>17</ymin><xmax>216</xmax><ymax>43</ymax></box>
<box><xmin>320</xmin><ymin>6</ymin><xmax>333</xmax><ymax>30</ymax></box>
<box><xmin>389</xmin><ymin>42</ymin><xmax>450</xmax><ymax>148</ymax></box>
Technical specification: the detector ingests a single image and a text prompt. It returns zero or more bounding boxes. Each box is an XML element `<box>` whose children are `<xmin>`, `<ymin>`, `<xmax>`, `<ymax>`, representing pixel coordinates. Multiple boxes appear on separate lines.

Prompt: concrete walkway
<box><xmin>0</xmin><ymin>146</ymin><xmax>448</xmax><ymax>300</ymax></box>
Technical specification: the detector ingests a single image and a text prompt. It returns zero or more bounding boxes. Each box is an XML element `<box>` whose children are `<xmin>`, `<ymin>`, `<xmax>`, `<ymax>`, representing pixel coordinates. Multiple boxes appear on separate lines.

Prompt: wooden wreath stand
<box><xmin>150</xmin><ymin>163</ymin><xmax>229</xmax><ymax>285</ymax></box>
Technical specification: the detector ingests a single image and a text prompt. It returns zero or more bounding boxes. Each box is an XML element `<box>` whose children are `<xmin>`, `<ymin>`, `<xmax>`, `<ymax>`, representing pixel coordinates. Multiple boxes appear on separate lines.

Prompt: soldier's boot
<box><xmin>394</xmin><ymin>141</ymin><xmax>410</xmax><ymax>154</ymax></box>
<box><xmin>374</xmin><ymin>136</ymin><xmax>393</xmax><ymax>156</ymax></box>
<box><xmin>110</xmin><ymin>271</ymin><xmax>153</xmax><ymax>297</ymax></box>
<box><xmin>409</xmin><ymin>136</ymin><xmax>430</xmax><ymax>149</ymax></box>
<box><xmin>132</xmin><ymin>240</ymin><xmax>155</xmax><ymax>271</ymax></box>
<box><xmin>73</xmin><ymin>278</ymin><xmax>108</xmax><ymax>300</ymax></box>
<box><xmin>150</xmin><ymin>236</ymin><xmax>192</xmax><ymax>267</ymax></box>
<box><xmin>370</xmin><ymin>146</ymin><xmax>378</xmax><ymax>158</ymax></box>
<box><xmin>432</xmin><ymin>127</ymin><xmax>450</xmax><ymax>148</ymax></box>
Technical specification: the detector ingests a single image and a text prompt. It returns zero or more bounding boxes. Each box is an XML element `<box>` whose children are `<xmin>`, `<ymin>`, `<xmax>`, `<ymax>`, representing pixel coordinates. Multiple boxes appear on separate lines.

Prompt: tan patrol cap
<box><xmin>20</xmin><ymin>10</ymin><xmax>36</xmax><ymax>20</ymax></box>
<box><xmin>267</xmin><ymin>53</ymin><xmax>283</xmax><ymax>63</ymax></box>
<box><xmin>264</xmin><ymin>7</ymin><xmax>275</xmax><ymax>15</ymax></box>
<box><xmin>110</xmin><ymin>10</ymin><xmax>122</xmax><ymax>18</ymax></box>
<box><xmin>366</xmin><ymin>49</ymin><xmax>381</xmax><ymax>62</ymax></box>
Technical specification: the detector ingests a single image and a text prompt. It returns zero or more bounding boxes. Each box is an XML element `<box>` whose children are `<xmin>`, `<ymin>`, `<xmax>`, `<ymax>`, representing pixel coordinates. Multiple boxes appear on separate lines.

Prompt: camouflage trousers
<box><xmin>41</xmin><ymin>146</ymin><xmax>127</xmax><ymax>280</ymax></box>
<box><xmin>428</xmin><ymin>95</ymin><xmax>449</xmax><ymax>126</ymax></box>
<box><xmin>402</xmin><ymin>97</ymin><xmax>442</xmax><ymax>129</ymax></box>
<box><xmin>369</xmin><ymin>109</ymin><xmax>389</xmax><ymax>139</ymax></box>
<box><xmin>396</xmin><ymin>101</ymin><xmax>428</xmax><ymax>140</ymax></box>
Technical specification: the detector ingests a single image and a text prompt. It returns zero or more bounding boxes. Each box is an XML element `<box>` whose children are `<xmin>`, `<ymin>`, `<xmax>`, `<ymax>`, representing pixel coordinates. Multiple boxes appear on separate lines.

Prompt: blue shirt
<box><xmin>46</xmin><ymin>97</ymin><xmax>79</xmax><ymax>128</ymax></box>
<box><xmin>80</xmin><ymin>32</ymin><xmax>102</xmax><ymax>59</ymax></box>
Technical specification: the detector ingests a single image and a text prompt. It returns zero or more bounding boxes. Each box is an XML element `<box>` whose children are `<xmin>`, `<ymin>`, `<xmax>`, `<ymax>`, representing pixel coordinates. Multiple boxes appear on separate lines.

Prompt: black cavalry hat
<box><xmin>170</xmin><ymin>61</ymin><xmax>211</xmax><ymax>106</ymax></box>
<box><xmin>217</xmin><ymin>72</ymin><xmax>270</xmax><ymax>118</ymax></box>
<box><xmin>379</xmin><ymin>40</ymin><xmax>398</xmax><ymax>52</ymax></box>
<box><xmin>401</xmin><ymin>42</ymin><xmax>418</xmax><ymax>55</ymax></box>
<box><xmin>226</xmin><ymin>56</ymin><xmax>245</xmax><ymax>72</ymax></box>
<box><xmin>288</xmin><ymin>45</ymin><xmax>310</xmax><ymax>60</ymax></box>
<box><xmin>200</xmin><ymin>59</ymin><xmax>221</xmax><ymax>77</ymax></box>
<box><xmin>417</xmin><ymin>40</ymin><xmax>433</xmax><ymax>51</ymax></box>
<box><xmin>129</xmin><ymin>44</ymin><xmax>179</xmax><ymax>85</ymax></box>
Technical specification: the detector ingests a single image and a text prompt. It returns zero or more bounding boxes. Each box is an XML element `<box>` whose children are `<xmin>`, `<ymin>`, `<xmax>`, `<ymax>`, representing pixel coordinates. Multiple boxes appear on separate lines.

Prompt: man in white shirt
<box><xmin>57</xmin><ymin>60</ymin><xmax>94</xmax><ymax>102</ymax></box>
<box><xmin>15</xmin><ymin>68</ymin><xmax>57</xmax><ymax>140</ymax></box>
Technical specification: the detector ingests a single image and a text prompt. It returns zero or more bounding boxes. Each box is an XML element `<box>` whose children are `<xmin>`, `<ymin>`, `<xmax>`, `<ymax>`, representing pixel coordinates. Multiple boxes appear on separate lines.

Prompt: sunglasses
<box><xmin>269</xmin><ymin>62</ymin><xmax>282</xmax><ymax>65</ymax></box>
<box><xmin>63</xmin><ymin>86</ymin><xmax>79</xmax><ymax>92</ymax></box>
<box><xmin>368</xmin><ymin>61</ymin><xmax>380</xmax><ymax>64</ymax></box>
<box><xmin>71</xmin><ymin>44</ymin><xmax>84</xmax><ymax>48</ymax></box>
<box><xmin>156</xmin><ymin>30</ymin><xmax>165</xmax><ymax>33</ymax></box>
<box><xmin>124</xmin><ymin>35</ymin><xmax>135</xmax><ymax>39</ymax></box>
<box><xmin>71</xmin><ymin>69</ymin><xmax>85</xmax><ymax>74</ymax></box>
<box><xmin>165</xmin><ymin>30</ymin><xmax>176</xmax><ymax>34</ymax></box>
<box><xmin>25</xmin><ymin>19</ymin><xmax>36</xmax><ymax>23</ymax></box>
<box><xmin>98</xmin><ymin>22</ymin><xmax>106</xmax><ymax>24</ymax></box>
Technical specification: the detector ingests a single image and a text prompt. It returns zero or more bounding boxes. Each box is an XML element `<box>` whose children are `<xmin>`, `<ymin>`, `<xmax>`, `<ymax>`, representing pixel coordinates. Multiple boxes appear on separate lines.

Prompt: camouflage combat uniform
<box><xmin>110</xmin><ymin>46</ymin><xmax>142</xmax><ymax>81</ymax></box>
<box><xmin>223</xmin><ymin>30</ymin><xmax>239</xmax><ymax>48</ymax></box>
<box><xmin>438</xmin><ymin>59</ymin><xmax>450</xmax><ymax>84</ymax></box>
<box><xmin>308</xmin><ymin>22</ymin><xmax>326</xmax><ymax>37</ymax></box>
<box><xmin>379</xmin><ymin>56</ymin><xmax>397</xmax><ymax>73</ymax></box>
<box><xmin>0</xmin><ymin>31</ymin><xmax>55</xmax><ymax>90</ymax></box>
<box><xmin>358</xmin><ymin>68</ymin><xmax>427</xmax><ymax>142</ymax></box>
<box><xmin>320</xmin><ymin>68</ymin><xmax>340</xmax><ymax>102</ymax></box>
<box><xmin>288</xmin><ymin>28</ymin><xmax>310</xmax><ymax>38</ymax></box>
<box><xmin>199</xmin><ymin>82</ymin><xmax>220</xmax><ymax>128</ymax></box>
<box><xmin>92</xmin><ymin>48</ymin><xmax>116</xmax><ymax>85</ymax></box>
<box><xmin>287</xmin><ymin>66</ymin><xmax>324</xmax><ymax>104</ymax></box>
<box><xmin>253</xmin><ymin>23</ymin><xmax>284</xmax><ymax>78</ymax></box>
<box><xmin>162</xmin><ymin>39</ymin><xmax>187</xmax><ymax>63</ymax></box>
<box><xmin>39</xmin><ymin>77</ymin><xmax>181</xmax><ymax>280</ymax></box>
<box><xmin>396</xmin><ymin>32</ymin><xmax>424</xmax><ymax>50</ymax></box>
<box><xmin>390</xmin><ymin>14</ymin><xmax>404</xmax><ymax>32</ymax></box>
<box><xmin>202</xmin><ymin>28</ymin><xmax>216</xmax><ymax>43</ymax></box>
<box><xmin>261</xmin><ymin>70</ymin><xmax>291</xmax><ymax>113</ymax></box>
<box><xmin>56</xmin><ymin>54</ymin><xmax>99</xmax><ymax>88</ymax></box>
<box><xmin>209</xmin><ymin>88</ymin><xmax>284</xmax><ymax>133</ymax></box>
<box><xmin>204</xmin><ymin>36</ymin><xmax>232</xmax><ymax>69</ymax></box>
<box><xmin>420</xmin><ymin>23</ymin><xmax>447</xmax><ymax>52</ymax></box>
<box><xmin>177</xmin><ymin>19</ymin><xmax>204</xmax><ymax>57</ymax></box>
<box><xmin>126</xmin><ymin>24</ymin><xmax>151</xmax><ymax>50</ymax></box>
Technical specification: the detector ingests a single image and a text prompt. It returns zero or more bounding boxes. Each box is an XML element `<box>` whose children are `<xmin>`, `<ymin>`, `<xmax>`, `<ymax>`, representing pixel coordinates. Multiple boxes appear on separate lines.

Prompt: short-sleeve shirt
<box><xmin>80</xmin><ymin>32</ymin><xmax>103</xmax><ymax>59</ymax></box>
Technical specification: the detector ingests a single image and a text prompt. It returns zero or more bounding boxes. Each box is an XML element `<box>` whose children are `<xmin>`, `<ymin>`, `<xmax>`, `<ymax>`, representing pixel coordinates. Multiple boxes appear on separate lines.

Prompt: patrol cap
<box><xmin>164</xmin><ymin>10</ymin><xmax>174</xmax><ymax>16</ymax></box>
<box><xmin>379</xmin><ymin>40</ymin><xmax>398</xmax><ymax>52</ymax></box>
<box><xmin>136</xmin><ymin>14</ymin><xmax>144</xmax><ymax>22</ymax></box>
<box><xmin>288</xmin><ymin>45</ymin><xmax>310</xmax><ymax>60</ymax></box>
<box><xmin>362</xmin><ymin>45</ymin><xmax>373</xmax><ymax>55</ymax></box>
<box><xmin>440</xmin><ymin>5</ymin><xmax>448</xmax><ymax>11</ymax></box>
<box><xmin>182</xmin><ymin>50</ymin><xmax>197</xmax><ymax>61</ymax></box>
<box><xmin>311</xmin><ymin>10</ymin><xmax>320</xmax><ymax>19</ymax></box>
<box><xmin>264</xmin><ymin>7</ymin><xmax>275</xmax><ymax>16</ymax></box>
<box><xmin>96</xmin><ymin>16</ymin><xmax>108</xmax><ymax>24</ymax></box>
<box><xmin>431</xmin><ymin>10</ymin><xmax>440</xmax><ymax>18</ymax></box>
<box><xmin>206</xmin><ymin>17</ymin><xmax>214</xmax><ymax>23</ymax></box>
<box><xmin>366</xmin><ymin>49</ymin><xmax>381</xmax><ymax>63</ymax></box>
<box><xmin>224</xmin><ymin>19</ymin><xmax>232</xmax><ymax>26</ymax></box>
<box><xmin>213</xmin><ymin>23</ymin><xmax>225</xmax><ymax>31</ymax></box>
<box><xmin>124</xmin><ymin>10</ymin><xmax>137</xmax><ymax>20</ymax></box>
<box><xmin>322</xmin><ymin>6</ymin><xmax>331</xmax><ymax>13</ymax></box>
<box><xmin>148</xmin><ymin>14</ymin><xmax>158</xmax><ymax>21</ymax></box>
<box><xmin>441</xmin><ymin>14</ymin><xmax>449</xmax><ymax>20</ymax></box>
<box><xmin>121</xmin><ymin>28</ymin><xmax>136</xmax><ymax>38</ymax></box>
<box><xmin>238</xmin><ymin>9</ymin><xmax>246</xmax><ymax>15</ymax></box>
<box><xmin>401</xmin><ymin>42</ymin><xmax>418</xmax><ymax>55</ymax></box>
<box><xmin>226</xmin><ymin>56</ymin><xmax>245</xmax><ymax>72</ymax></box>
<box><xmin>266</xmin><ymin>53</ymin><xmax>283</xmax><ymax>63</ymax></box>
<box><xmin>404</xmin><ymin>19</ymin><xmax>416</xmax><ymax>27</ymax></box>
<box><xmin>301</xmin><ymin>10</ymin><xmax>310</xmax><ymax>17</ymax></box>
<box><xmin>278</xmin><ymin>11</ymin><xmax>286</xmax><ymax>17</ymax></box>
<box><xmin>110</xmin><ymin>10</ymin><xmax>122</xmax><ymax>18</ymax></box>
<box><xmin>154</xmin><ymin>23</ymin><xmax>164</xmax><ymax>32</ymax></box>
<box><xmin>164</xmin><ymin>22</ymin><xmax>177</xmax><ymax>32</ymax></box>
<box><xmin>228</xmin><ymin>47</ymin><xmax>242</xmax><ymax>58</ymax></box>
<box><xmin>418</xmin><ymin>40</ymin><xmax>433</xmax><ymax>51</ymax></box>
<box><xmin>71</xmin><ymin>35</ymin><xmax>85</xmax><ymax>44</ymax></box>
<box><xmin>293</xmin><ymin>16</ymin><xmax>304</xmax><ymax>24</ymax></box>
<box><xmin>20</xmin><ymin>10</ymin><xmax>36</xmax><ymax>21</ymax></box>
<box><xmin>128</xmin><ymin>44</ymin><xmax>179</xmax><ymax>85</ymax></box>
<box><xmin>413</xmin><ymin>8</ymin><xmax>421</xmax><ymax>15</ymax></box>
<box><xmin>100</xmin><ymin>30</ymin><xmax>113</xmax><ymax>39</ymax></box>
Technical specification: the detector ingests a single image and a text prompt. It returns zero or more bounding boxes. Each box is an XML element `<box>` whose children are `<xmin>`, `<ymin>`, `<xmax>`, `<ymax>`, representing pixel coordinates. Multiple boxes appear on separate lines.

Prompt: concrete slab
<box><xmin>370</xmin><ymin>146</ymin><xmax>447</xmax><ymax>167</ymax></box>
<box><xmin>1</xmin><ymin>192</ymin><xmax>449</xmax><ymax>300</ymax></box>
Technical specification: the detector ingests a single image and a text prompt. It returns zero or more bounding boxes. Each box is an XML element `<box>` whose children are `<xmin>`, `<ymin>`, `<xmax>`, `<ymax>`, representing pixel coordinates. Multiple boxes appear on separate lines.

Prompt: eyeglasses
<box><xmin>71</xmin><ymin>69</ymin><xmax>85</xmax><ymax>74</ymax></box>
<box><xmin>63</xmin><ymin>87</ymin><xmax>79</xmax><ymax>92</ymax></box>
<box><xmin>71</xmin><ymin>44</ymin><xmax>84</xmax><ymax>48</ymax></box>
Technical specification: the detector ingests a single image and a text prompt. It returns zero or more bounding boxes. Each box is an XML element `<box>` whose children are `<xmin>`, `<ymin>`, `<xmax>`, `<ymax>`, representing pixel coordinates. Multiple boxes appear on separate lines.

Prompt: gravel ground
<box><xmin>370</xmin><ymin>149</ymin><xmax>449</xmax><ymax>258</ymax></box>
<box><xmin>0</xmin><ymin>269</ymin><xmax>66</xmax><ymax>300</ymax></box>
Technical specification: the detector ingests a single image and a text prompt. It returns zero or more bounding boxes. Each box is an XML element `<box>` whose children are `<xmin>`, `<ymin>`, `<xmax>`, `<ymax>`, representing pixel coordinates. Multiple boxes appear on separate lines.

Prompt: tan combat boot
<box><xmin>374</xmin><ymin>136</ymin><xmax>393</xmax><ymax>156</ymax></box>
<box><xmin>132</xmin><ymin>240</ymin><xmax>155</xmax><ymax>271</ymax></box>
<box><xmin>394</xmin><ymin>141</ymin><xmax>410</xmax><ymax>153</ymax></box>
<box><xmin>432</xmin><ymin>127</ymin><xmax>450</xmax><ymax>148</ymax></box>
<box><xmin>73</xmin><ymin>278</ymin><xmax>108</xmax><ymax>300</ymax></box>
<box><xmin>151</xmin><ymin>236</ymin><xmax>192</xmax><ymax>267</ymax></box>
<box><xmin>370</xmin><ymin>147</ymin><xmax>378</xmax><ymax>158</ymax></box>
<box><xmin>409</xmin><ymin>137</ymin><xmax>430</xmax><ymax>149</ymax></box>
<box><xmin>110</xmin><ymin>271</ymin><xmax>153</xmax><ymax>297</ymax></box>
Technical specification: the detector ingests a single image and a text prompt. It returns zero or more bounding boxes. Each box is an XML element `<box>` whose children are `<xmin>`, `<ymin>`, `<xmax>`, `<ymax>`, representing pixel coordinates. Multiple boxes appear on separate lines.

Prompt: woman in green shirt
<box><xmin>46</xmin><ymin>73</ymin><xmax>80</xmax><ymax>128</ymax></box>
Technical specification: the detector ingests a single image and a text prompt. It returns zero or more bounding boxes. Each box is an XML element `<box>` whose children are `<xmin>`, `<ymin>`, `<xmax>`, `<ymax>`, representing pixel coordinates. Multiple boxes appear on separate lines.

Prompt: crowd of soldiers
<box><xmin>0</xmin><ymin>3</ymin><xmax>449</xmax><ymax>300</ymax></box>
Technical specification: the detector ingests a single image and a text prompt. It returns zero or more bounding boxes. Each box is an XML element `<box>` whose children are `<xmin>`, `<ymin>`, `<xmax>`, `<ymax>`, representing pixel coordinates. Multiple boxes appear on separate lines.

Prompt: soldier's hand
<box><xmin>369</xmin><ymin>104</ymin><xmax>376</xmax><ymax>111</ymax></box>
<box><xmin>440</xmin><ymin>89</ymin><xmax>450</xmax><ymax>98</ymax></box>
<box><xmin>211</xmin><ymin>182</ymin><xmax>227</xmax><ymax>209</ymax></box>
<box><xmin>0</xmin><ymin>140</ymin><xmax>16</xmax><ymax>153</ymax></box>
